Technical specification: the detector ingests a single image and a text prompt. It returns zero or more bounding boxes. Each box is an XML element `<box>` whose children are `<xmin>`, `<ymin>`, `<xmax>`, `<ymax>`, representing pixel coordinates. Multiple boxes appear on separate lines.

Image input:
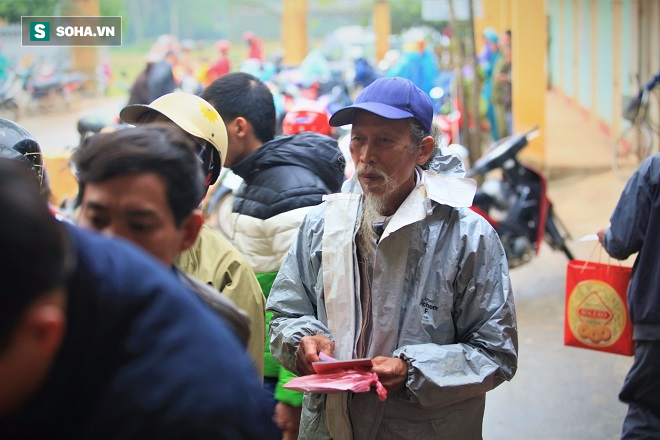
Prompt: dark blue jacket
<box><xmin>0</xmin><ymin>225</ymin><xmax>278</xmax><ymax>439</ymax></box>
<box><xmin>604</xmin><ymin>153</ymin><xmax>660</xmax><ymax>340</ymax></box>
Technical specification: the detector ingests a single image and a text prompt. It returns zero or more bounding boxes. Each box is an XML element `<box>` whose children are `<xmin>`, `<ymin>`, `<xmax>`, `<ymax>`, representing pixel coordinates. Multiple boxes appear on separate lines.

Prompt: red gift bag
<box><xmin>564</xmin><ymin>257</ymin><xmax>634</xmax><ymax>356</ymax></box>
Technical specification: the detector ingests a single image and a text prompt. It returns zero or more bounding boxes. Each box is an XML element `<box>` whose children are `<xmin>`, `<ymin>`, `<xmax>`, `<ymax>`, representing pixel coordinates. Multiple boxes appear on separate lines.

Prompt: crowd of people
<box><xmin>3</xmin><ymin>26</ymin><xmax>657</xmax><ymax>440</ymax></box>
<box><xmin>1</xmin><ymin>65</ymin><xmax>523</xmax><ymax>438</ymax></box>
<box><xmin>127</xmin><ymin>32</ymin><xmax>265</xmax><ymax>107</ymax></box>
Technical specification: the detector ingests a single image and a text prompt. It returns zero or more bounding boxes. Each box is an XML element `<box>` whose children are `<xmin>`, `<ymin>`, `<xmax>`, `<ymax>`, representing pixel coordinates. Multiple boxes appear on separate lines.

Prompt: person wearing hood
<box><xmin>266</xmin><ymin>77</ymin><xmax>518</xmax><ymax>439</ymax></box>
<box><xmin>201</xmin><ymin>72</ymin><xmax>345</xmax><ymax>440</ymax></box>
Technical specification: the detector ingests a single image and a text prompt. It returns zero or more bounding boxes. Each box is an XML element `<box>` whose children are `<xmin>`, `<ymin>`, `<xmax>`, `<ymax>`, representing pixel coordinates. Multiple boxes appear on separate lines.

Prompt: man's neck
<box><xmin>244</xmin><ymin>137</ymin><xmax>263</xmax><ymax>157</ymax></box>
<box><xmin>382</xmin><ymin>169</ymin><xmax>420</xmax><ymax>216</ymax></box>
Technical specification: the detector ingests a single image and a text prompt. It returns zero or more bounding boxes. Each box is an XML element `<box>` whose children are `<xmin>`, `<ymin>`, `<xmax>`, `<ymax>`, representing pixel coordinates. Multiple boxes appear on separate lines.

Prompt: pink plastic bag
<box><xmin>283</xmin><ymin>367</ymin><xmax>388</xmax><ymax>401</ymax></box>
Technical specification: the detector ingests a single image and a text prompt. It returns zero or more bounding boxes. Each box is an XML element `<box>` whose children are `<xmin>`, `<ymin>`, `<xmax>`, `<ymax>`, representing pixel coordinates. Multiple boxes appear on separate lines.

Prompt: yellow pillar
<box><xmin>498</xmin><ymin>0</ymin><xmax>512</xmax><ymax>31</ymax></box>
<box><xmin>511</xmin><ymin>0</ymin><xmax>546</xmax><ymax>167</ymax></box>
<box><xmin>65</xmin><ymin>0</ymin><xmax>99</xmax><ymax>93</ymax></box>
<box><xmin>282</xmin><ymin>0</ymin><xmax>308</xmax><ymax>66</ymax></box>
<box><xmin>373</xmin><ymin>0</ymin><xmax>391</xmax><ymax>63</ymax></box>
<box><xmin>474</xmin><ymin>0</ymin><xmax>503</xmax><ymax>54</ymax></box>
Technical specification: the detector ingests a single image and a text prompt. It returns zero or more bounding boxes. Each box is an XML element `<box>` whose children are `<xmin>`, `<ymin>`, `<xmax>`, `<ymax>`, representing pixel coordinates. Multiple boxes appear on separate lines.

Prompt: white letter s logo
<box><xmin>35</xmin><ymin>24</ymin><xmax>45</xmax><ymax>39</ymax></box>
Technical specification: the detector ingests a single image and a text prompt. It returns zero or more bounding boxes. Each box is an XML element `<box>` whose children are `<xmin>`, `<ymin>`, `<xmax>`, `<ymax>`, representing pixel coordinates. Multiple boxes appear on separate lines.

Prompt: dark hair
<box><xmin>0</xmin><ymin>159</ymin><xmax>70</xmax><ymax>351</ymax></box>
<box><xmin>72</xmin><ymin>125</ymin><xmax>205</xmax><ymax>227</ymax></box>
<box><xmin>201</xmin><ymin>72</ymin><xmax>276</xmax><ymax>143</ymax></box>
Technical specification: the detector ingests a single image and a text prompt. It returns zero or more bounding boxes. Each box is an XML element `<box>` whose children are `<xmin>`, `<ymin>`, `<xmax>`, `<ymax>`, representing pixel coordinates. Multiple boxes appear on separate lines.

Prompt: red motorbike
<box><xmin>466</xmin><ymin>126</ymin><xmax>574</xmax><ymax>268</ymax></box>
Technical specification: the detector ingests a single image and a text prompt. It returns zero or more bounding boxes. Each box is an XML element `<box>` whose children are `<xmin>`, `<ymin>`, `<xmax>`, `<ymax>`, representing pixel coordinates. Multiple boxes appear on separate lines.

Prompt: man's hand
<box><xmin>597</xmin><ymin>226</ymin><xmax>608</xmax><ymax>245</ymax></box>
<box><xmin>273</xmin><ymin>402</ymin><xmax>302</xmax><ymax>440</ymax></box>
<box><xmin>371</xmin><ymin>356</ymin><xmax>408</xmax><ymax>394</ymax></box>
<box><xmin>296</xmin><ymin>334</ymin><xmax>334</xmax><ymax>375</ymax></box>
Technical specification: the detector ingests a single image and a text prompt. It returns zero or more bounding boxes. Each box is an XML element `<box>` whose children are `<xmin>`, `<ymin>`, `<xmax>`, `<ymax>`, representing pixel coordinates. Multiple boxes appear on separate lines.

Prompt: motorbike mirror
<box><xmin>429</xmin><ymin>87</ymin><xmax>444</xmax><ymax>100</ymax></box>
<box><xmin>469</xmin><ymin>125</ymin><xmax>541</xmax><ymax>177</ymax></box>
<box><xmin>526</xmin><ymin>128</ymin><xmax>540</xmax><ymax>142</ymax></box>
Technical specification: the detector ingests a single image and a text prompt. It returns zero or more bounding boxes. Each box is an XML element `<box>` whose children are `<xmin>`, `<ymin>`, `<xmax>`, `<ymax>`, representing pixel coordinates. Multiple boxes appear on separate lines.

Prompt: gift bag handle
<box><xmin>581</xmin><ymin>242</ymin><xmax>622</xmax><ymax>276</ymax></box>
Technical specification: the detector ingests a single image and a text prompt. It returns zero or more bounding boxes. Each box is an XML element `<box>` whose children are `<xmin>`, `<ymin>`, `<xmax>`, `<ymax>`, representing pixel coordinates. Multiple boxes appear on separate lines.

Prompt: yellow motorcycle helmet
<box><xmin>120</xmin><ymin>92</ymin><xmax>228</xmax><ymax>187</ymax></box>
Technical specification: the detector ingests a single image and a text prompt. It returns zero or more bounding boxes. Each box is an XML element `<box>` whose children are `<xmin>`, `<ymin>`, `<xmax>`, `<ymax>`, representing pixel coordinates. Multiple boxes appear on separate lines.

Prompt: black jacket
<box><xmin>231</xmin><ymin>132</ymin><xmax>345</xmax><ymax>220</ymax></box>
<box><xmin>604</xmin><ymin>153</ymin><xmax>660</xmax><ymax>340</ymax></box>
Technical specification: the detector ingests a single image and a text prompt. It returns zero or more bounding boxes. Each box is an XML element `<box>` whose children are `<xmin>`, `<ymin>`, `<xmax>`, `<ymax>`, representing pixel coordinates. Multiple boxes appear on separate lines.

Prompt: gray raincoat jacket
<box><xmin>268</xmin><ymin>152</ymin><xmax>518</xmax><ymax>440</ymax></box>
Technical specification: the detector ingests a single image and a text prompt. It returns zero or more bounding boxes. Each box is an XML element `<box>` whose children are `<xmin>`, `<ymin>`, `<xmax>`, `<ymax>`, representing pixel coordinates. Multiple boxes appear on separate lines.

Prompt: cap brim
<box><xmin>329</xmin><ymin>102</ymin><xmax>415</xmax><ymax>127</ymax></box>
<box><xmin>119</xmin><ymin>102</ymin><xmax>205</xmax><ymax>141</ymax></box>
<box><xmin>119</xmin><ymin>104</ymin><xmax>160</xmax><ymax>125</ymax></box>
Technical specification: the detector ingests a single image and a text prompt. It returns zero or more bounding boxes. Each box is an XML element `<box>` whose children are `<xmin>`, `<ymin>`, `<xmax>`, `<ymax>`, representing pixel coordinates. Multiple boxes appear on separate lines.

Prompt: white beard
<box><xmin>357</xmin><ymin>194</ymin><xmax>386</xmax><ymax>266</ymax></box>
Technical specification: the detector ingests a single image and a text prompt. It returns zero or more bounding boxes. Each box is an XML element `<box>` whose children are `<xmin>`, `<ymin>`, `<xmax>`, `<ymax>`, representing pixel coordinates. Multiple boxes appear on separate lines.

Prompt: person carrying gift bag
<box><xmin>596</xmin><ymin>153</ymin><xmax>660</xmax><ymax>439</ymax></box>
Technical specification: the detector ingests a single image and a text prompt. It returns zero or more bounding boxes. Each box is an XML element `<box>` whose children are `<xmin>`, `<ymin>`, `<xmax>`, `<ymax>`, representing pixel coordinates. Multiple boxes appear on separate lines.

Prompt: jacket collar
<box><xmin>340</xmin><ymin>167</ymin><xmax>476</xmax><ymax>241</ymax></box>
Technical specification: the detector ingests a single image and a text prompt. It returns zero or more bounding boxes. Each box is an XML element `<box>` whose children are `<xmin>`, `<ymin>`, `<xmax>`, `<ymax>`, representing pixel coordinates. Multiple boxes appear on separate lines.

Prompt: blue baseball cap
<box><xmin>483</xmin><ymin>28</ymin><xmax>498</xmax><ymax>43</ymax></box>
<box><xmin>329</xmin><ymin>77</ymin><xmax>433</xmax><ymax>133</ymax></box>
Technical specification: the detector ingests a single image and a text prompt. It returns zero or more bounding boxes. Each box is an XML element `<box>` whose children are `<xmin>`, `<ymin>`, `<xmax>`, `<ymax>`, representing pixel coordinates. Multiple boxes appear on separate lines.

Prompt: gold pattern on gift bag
<box><xmin>567</xmin><ymin>280</ymin><xmax>627</xmax><ymax>348</ymax></box>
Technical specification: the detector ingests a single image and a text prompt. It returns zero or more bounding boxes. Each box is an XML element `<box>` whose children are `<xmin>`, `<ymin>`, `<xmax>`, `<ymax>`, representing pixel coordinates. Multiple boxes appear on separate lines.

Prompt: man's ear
<box><xmin>230</xmin><ymin>116</ymin><xmax>249</xmax><ymax>140</ymax></box>
<box><xmin>178</xmin><ymin>210</ymin><xmax>204</xmax><ymax>252</ymax></box>
<box><xmin>416</xmin><ymin>135</ymin><xmax>436</xmax><ymax>166</ymax></box>
<box><xmin>21</xmin><ymin>292</ymin><xmax>67</xmax><ymax>358</ymax></box>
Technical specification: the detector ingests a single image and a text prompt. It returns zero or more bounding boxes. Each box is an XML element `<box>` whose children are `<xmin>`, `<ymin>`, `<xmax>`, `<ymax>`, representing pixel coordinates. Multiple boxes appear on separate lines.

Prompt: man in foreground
<box><xmin>0</xmin><ymin>158</ymin><xmax>277</xmax><ymax>439</ymax></box>
<box><xmin>267</xmin><ymin>77</ymin><xmax>518</xmax><ymax>439</ymax></box>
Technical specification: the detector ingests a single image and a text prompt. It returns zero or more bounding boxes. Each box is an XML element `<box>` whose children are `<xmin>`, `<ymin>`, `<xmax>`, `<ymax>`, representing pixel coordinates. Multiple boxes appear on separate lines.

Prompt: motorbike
<box><xmin>22</xmin><ymin>61</ymin><xmax>86</xmax><ymax>114</ymax></box>
<box><xmin>0</xmin><ymin>71</ymin><xmax>21</xmax><ymax>121</ymax></box>
<box><xmin>466</xmin><ymin>125</ymin><xmax>574</xmax><ymax>268</ymax></box>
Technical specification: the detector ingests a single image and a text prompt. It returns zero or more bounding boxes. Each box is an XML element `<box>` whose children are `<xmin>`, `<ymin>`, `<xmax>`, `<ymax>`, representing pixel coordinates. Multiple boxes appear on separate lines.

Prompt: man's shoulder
<box><xmin>175</xmin><ymin>267</ymin><xmax>252</xmax><ymax>347</ymax></box>
<box><xmin>176</xmin><ymin>224</ymin><xmax>261</xmax><ymax>291</ymax></box>
<box><xmin>300</xmin><ymin>201</ymin><xmax>328</xmax><ymax>226</ymax></box>
<box><xmin>434</xmin><ymin>204</ymin><xmax>494</xmax><ymax>227</ymax></box>
<box><xmin>179</xmin><ymin>224</ymin><xmax>248</xmax><ymax>265</ymax></box>
<box><xmin>261</xmin><ymin>132</ymin><xmax>339</xmax><ymax>157</ymax></box>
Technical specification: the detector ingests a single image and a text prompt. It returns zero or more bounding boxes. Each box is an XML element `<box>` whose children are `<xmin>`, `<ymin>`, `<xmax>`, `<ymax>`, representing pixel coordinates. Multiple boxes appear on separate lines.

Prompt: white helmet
<box><xmin>120</xmin><ymin>93</ymin><xmax>228</xmax><ymax>189</ymax></box>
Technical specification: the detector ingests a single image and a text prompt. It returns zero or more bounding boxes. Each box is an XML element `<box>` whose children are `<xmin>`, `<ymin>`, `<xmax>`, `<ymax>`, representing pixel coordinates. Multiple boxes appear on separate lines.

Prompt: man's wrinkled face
<box><xmin>78</xmin><ymin>172</ymin><xmax>186</xmax><ymax>266</ymax></box>
<box><xmin>349</xmin><ymin>111</ymin><xmax>421</xmax><ymax>215</ymax></box>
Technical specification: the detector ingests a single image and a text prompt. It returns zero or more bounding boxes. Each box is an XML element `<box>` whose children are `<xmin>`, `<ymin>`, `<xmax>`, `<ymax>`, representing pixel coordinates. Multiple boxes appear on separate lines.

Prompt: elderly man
<box><xmin>267</xmin><ymin>77</ymin><xmax>518</xmax><ymax>439</ymax></box>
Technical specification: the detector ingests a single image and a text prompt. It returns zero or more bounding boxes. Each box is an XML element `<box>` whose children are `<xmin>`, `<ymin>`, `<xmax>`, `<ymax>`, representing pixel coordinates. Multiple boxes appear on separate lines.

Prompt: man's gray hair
<box><xmin>409</xmin><ymin>119</ymin><xmax>442</xmax><ymax>169</ymax></box>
